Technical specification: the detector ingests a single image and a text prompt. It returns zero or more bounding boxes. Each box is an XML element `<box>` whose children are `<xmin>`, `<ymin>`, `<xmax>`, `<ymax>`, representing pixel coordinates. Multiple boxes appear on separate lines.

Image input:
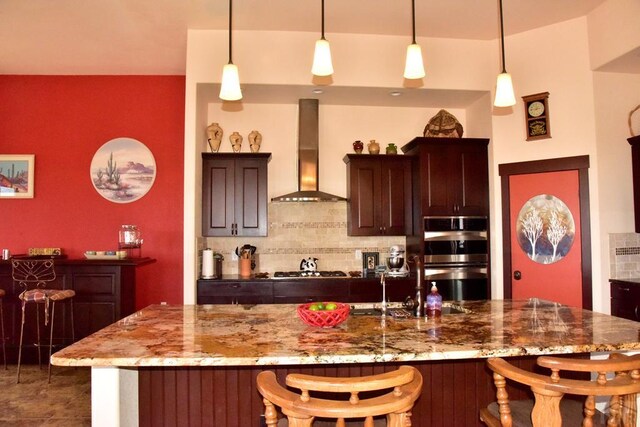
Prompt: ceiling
<box><xmin>0</xmin><ymin>0</ymin><xmax>610</xmax><ymax>75</ymax></box>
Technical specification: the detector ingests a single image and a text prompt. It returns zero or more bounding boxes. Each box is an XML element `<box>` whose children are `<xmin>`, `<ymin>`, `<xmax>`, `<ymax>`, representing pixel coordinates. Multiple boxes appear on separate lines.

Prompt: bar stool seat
<box><xmin>12</xmin><ymin>258</ymin><xmax>75</xmax><ymax>383</ymax></box>
<box><xmin>257</xmin><ymin>365</ymin><xmax>423</xmax><ymax>427</ymax></box>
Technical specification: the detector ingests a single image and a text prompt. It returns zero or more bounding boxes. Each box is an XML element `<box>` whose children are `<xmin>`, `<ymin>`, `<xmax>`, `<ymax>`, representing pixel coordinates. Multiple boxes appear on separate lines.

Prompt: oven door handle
<box><xmin>423</xmin><ymin>230</ymin><xmax>487</xmax><ymax>241</ymax></box>
<box><xmin>424</xmin><ymin>266</ymin><xmax>488</xmax><ymax>280</ymax></box>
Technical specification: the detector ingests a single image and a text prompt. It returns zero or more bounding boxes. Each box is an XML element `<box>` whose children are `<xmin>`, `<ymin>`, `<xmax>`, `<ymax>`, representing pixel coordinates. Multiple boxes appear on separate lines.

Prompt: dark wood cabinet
<box><xmin>0</xmin><ymin>258</ymin><xmax>152</xmax><ymax>363</ymax></box>
<box><xmin>202</xmin><ymin>153</ymin><xmax>271</xmax><ymax>237</ymax></box>
<box><xmin>197</xmin><ymin>280</ymin><xmax>273</xmax><ymax>304</ymax></box>
<box><xmin>196</xmin><ymin>277</ymin><xmax>416</xmax><ymax>304</ymax></box>
<box><xmin>611</xmin><ymin>280</ymin><xmax>640</xmax><ymax>321</ymax></box>
<box><xmin>628</xmin><ymin>136</ymin><xmax>640</xmax><ymax>233</ymax></box>
<box><xmin>343</xmin><ymin>154</ymin><xmax>412</xmax><ymax>236</ymax></box>
<box><xmin>402</xmin><ymin>137</ymin><xmax>489</xmax><ymax>216</ymax></box>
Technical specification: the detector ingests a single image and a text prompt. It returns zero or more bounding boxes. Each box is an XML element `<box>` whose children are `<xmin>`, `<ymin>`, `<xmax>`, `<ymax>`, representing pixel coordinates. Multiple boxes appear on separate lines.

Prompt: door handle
<box><xmin>513</xmin><ymin>270</ymin><xmax>522</xmax><ymax>280</ymax></box>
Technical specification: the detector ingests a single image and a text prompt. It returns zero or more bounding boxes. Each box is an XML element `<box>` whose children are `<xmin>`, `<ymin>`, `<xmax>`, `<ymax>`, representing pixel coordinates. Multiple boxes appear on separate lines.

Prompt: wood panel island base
<box><xmin>52</xmin><ymin>301</ymin><xmax>640</xmax><ymax>427</ymax></box>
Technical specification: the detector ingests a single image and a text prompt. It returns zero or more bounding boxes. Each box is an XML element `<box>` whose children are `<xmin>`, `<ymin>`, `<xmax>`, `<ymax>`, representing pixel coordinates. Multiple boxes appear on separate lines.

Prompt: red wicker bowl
<box><xmin>297</xmin><ymin>302</ymin><xmax>350</xmax><ymax>328</ymax></box>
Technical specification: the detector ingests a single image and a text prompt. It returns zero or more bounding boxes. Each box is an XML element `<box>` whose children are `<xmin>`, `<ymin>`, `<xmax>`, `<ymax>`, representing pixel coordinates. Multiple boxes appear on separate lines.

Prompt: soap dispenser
<box><xmin>426</xmin><ymin>281</ymin><xmax>442</xmax><ymax>318</ymax></box>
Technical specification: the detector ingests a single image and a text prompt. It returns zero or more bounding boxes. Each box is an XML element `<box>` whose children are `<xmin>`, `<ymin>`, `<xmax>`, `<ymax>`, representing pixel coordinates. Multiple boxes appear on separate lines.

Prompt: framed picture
<box><xmin>362</xmin><ymin>251</ymin><xmax>379</xmax><ymax>276</ymax></box>
<box><xmin>90</xmin><ymin>137</ymin><xmax>156</xmax><ymax>203</ymax></box>
<box><xmin>0</xmin><ymin>154</ymin><xmax>35</xmax><ymax>198</ymax></box>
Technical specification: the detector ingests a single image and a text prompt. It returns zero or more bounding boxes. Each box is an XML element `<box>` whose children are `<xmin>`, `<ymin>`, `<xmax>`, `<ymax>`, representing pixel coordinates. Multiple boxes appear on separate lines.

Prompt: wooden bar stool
<box><xmin>257</xmin><ymin>365</ymin><xmax>423</xmax><ymax>427</ymax></box>
<box><xmin>0</xmin><ymin>288</ymin><xmax>6</xmax><ymax>370</ymax></box>
<box><xmin>11</xmin><ymin>258</ymin><xmax>75</xmax><ymax>383</ymax></box>
<box><xmin>480</xmin><ymin>353</ymin><xmax>640</xmax><ymax>427</ymax></box>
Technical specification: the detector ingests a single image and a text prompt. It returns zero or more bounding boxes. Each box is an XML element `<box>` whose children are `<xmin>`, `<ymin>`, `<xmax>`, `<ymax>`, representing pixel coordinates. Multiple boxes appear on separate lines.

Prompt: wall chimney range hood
<box><xmin>271</xmin><ymin>99</ymin><xmax>346</xmax><ymax>202</ymax></box>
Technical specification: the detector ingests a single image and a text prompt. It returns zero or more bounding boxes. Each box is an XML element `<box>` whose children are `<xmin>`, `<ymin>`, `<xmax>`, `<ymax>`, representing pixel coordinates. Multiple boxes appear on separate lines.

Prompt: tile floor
<box><xmin>0</xmin><ymin>364</ymin><xmax>91</xmax><ymax>426</ymax></box>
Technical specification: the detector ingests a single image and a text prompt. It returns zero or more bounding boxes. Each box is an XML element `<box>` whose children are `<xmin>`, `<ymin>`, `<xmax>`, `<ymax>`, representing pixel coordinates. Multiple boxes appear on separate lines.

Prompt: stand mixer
<box><xmin>386</xmin><ymin>245</ymin><xmax>410</xmax><ymax>277</ymax></box>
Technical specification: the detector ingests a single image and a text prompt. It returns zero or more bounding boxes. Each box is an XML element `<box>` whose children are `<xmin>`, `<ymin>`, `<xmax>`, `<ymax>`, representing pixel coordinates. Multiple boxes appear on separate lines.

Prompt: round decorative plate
<box><xmin>90</xmin><ymin>137</ymin><xmax>156</xmax><ymax>203</ymax></box>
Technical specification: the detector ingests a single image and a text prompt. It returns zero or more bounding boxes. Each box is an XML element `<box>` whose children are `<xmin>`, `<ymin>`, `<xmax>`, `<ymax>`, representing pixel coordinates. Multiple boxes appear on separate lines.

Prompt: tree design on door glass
<box><xmin>516</xmin><ymin>194</ymin><xmax>575</xmax><ymax>264</ymax></box>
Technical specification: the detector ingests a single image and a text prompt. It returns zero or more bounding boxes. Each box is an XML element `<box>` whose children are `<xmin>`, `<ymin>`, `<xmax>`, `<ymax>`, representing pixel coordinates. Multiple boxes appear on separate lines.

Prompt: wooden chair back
<box><xmin>480</xmin><ymin>353</ymin><xmax>640</xmax><ymax>427</ymax></box>
<box><xmin>257</xmin><ymin>365</ymin><xmax>423</xmax><ymax>427</ymax></box>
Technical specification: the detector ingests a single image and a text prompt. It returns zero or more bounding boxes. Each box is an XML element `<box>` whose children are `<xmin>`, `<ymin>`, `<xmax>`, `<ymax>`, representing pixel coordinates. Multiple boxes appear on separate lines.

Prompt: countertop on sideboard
<box><xmin>610</xmin><ymin>278</ymin><xmax>640</xmax><ymax>286</ymax></box>
<box><xmin>0</xmin><ymin>257</ymin><xmax>156</xmax><ymax>266</ymax></box>
<box><xmin>198</xmin><ymin>274</ymin><xmax>413</xmax><ymax>281</ymax></box>
<box><xmin>51</xmin><ymin>299</ymin><xmax>640</xmax><ymax>368</ymax></box>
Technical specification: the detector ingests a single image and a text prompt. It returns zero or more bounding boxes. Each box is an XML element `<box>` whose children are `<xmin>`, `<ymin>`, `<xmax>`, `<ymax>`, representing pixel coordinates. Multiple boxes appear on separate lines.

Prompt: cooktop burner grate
<box><xmin>273</xmin><ymin>271</ymin><xmax>348</xmax><ymax>278</ymax></box>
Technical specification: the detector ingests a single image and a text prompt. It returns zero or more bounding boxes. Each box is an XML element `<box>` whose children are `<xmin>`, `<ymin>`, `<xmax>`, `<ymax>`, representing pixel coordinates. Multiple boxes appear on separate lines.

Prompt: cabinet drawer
<box><xmin>197</xmin><ymin>281</ymin><xmax>272</xmax><ymax>298</ymax></box>
<box><xmin>272</xmin><ymin>281</ymin><xmax>349</xmax><ymax>298</ymax></box>
<box><xmin>73</xmin><ymin>273</ymin><xmax>117</xmax><ymax>295</ymax></box>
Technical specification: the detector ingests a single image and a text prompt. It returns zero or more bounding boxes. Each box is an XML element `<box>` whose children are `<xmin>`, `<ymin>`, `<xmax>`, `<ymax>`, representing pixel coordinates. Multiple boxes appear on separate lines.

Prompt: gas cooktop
<box><xmin>273</xmin><ymin>271</ymin><xmax>348</xmax><ymax>279</ymax></box>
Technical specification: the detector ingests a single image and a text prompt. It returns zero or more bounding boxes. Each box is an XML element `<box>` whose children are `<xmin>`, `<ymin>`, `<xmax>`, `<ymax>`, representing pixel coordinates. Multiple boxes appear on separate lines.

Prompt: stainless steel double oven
<box><xmin>422</xmin><ymin>216</ymin><xmax>488</xmax><ymax>300</ymax></box>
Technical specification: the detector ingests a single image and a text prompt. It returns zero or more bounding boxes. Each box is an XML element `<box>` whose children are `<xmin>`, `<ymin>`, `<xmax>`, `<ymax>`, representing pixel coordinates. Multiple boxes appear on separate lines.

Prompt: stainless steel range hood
<box><xmin>271</xmin><ymin>99</ymin><xmax>346</xmax><ymax>202</ymax></box>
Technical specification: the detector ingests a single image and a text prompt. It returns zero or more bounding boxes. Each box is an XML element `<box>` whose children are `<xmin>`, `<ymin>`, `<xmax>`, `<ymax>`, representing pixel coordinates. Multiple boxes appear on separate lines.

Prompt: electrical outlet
<box><xmin>355</xmin><ymin>249</ymin><xmax>362</xmax><ymax>260</ymax></box>
<box><xmin>231</xmin><ymin>252</ymin><xmax>238</xmax><ymax>261</ymax></box>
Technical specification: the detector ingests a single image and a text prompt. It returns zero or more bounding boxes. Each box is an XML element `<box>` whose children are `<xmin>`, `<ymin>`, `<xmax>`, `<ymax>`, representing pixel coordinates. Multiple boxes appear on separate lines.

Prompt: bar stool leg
<box><xmin>70</xmin><ymin>299</ymin><xmax>75</xmax><ymax>344</ymax></box>
<box><xmin>17</xmin><ymin>301</ymin><xmax>26</xmax><ymax>384</ymax></box>
<box><xmin>0</xmin><ymin>301</ymin><xmax>5</xmax><ymax>370</ymax></box>
<box><xmin>36</xmin><ymin>303</ymin><xmax>42</xmax><ymax>369</ymax></box>
<box><xmin>48</xmin><ymin>301</ymin><xmax>56</xmax><ymax>383</ymax></box>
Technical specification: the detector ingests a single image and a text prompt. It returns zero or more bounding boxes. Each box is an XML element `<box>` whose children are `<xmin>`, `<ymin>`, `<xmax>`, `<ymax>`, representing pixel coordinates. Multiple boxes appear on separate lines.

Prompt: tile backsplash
<box><xmin>609</xmin><ymin>233</ymin><xmax>640</xmax><ymax>279</ymax></box>
<box><xmin>198</xmin><ymin>202</ymin><xmax>406</xmax><ymax>275</ymax></box>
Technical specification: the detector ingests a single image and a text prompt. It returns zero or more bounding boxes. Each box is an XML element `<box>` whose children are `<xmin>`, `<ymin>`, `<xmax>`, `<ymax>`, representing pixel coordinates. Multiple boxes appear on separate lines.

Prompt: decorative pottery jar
<box><xmin>386</xmin><ymin>143</ymin><xmax>398</xmax><ymax>154</ymax></box>
<box><xmin>206</xmin><ymin>122</ymin><xmax>223</xmax><ymax>152</ymax></box>
<box><xmin>248</xmin><ymin>130</ymin><xmax>262</xmax><ymax>153</ymax></box>
<box><xmin>352</xmin><ymin>140</ymin><xmax>364</xmax><ymax>154</ymax></box>
<box><xmin>367</xmin><ymin>140</ymin><xmax>380</xmax><ymax>154</ymax></box>
<box><xmin>230</xmin><ymin>132</ymin><xmax>243</xmax><ymax>153</ymax></box>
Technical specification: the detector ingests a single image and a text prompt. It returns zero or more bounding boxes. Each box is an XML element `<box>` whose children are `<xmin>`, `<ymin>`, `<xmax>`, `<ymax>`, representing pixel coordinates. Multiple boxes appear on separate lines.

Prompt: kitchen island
<box><xmin>52</xmin><ymin>300</ymin><xmax>640</xmax><ymax>426</ymax></box>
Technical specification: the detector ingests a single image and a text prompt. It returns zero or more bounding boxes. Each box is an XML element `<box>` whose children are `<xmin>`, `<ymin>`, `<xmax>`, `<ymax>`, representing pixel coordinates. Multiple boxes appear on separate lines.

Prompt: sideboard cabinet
<box><xmin>0</xmin><ymin>258</ymin><xmax>153</xmax><ymax>363</ymax></box>
<box><xmin>610</xmin><ymin>280</ymin><xmax>640</xmax><ymax>321</ymax></box>
<box><xmin>202</xmin><ymin>153</ymin><xmax>271</xmax><ymax>237</ymax></box>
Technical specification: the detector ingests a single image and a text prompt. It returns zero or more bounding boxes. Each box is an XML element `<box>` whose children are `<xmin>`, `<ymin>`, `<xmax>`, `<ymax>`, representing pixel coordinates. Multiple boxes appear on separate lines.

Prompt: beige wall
<box><xmin>184</xmin><ymin>6</ymin><xmax>640</xmax><ymax>310</ymax></box>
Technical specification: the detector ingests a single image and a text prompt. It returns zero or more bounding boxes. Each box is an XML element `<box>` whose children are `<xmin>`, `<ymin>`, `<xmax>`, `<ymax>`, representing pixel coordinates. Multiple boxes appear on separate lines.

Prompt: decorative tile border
<box><xmin>616</xmin><ymin>247</ymin><xmax>640</xmax><ymax>256</ymax></box>
<box><xmin>270</xmin><ymin>221</ymin><xmax>347</xmax><ymax>229</ymax></box>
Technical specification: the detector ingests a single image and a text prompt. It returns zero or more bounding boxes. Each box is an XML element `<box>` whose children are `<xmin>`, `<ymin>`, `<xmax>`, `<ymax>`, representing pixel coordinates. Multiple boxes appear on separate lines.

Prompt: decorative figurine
<box><xmin>206</xmin><ymin>122</ymin><xmax>223</xmax><ymax>152</ymax></box>
<box><xmin>230</xmin><ymin>132</ymin><xmax>243</xmax><ymax>153</ymax></box>
<box><xmin>368</xmin><ymin>140</ymin><xmax>380</xmax><ymax>154</ymax></box>
<box><xmin>423</xmin><ymin>109</ymin><xmax>464</xmax><ymax>138</ymax></box>
<box><xmin>248</xmin><ymin>130</ymin><xmax>262</xmax><ymax>153</ymax></box>
<box><xmin>353</xmin><ymin>140</ymin><xmax>364</xmax><ymax>154</ymax></box>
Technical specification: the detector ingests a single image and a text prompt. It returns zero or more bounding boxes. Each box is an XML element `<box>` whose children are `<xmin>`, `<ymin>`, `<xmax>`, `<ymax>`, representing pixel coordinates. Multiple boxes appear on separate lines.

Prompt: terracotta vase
<box><xmin>353</xmin><ymin>140</ymin><xmax>363</xmax><ymax>154</ymax></box>
<box><xmin>248</xmin><ymin>130</ymin><xmax>262</xmax><ymax>153</ymax></box>
<box><xmin>230</xmin><ymin>132</ymin><xmax>243</xmax><ymax>153</ymax></box>
<box><xmin>206</xmin><ymin>122</ymin><xmax>223</xmax><ymax>152</ymax></box>
<box><xmin>368</xmin><ymin>140</ymin><xmax>380</xmax><ymax>154</ymax></box>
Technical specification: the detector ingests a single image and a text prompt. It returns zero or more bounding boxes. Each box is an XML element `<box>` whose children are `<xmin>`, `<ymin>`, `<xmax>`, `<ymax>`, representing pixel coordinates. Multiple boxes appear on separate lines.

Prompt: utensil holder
<box><xmin>239</xmin><ymin>258</ymin><xmax>251</xmax><ymax>277</ymax></box>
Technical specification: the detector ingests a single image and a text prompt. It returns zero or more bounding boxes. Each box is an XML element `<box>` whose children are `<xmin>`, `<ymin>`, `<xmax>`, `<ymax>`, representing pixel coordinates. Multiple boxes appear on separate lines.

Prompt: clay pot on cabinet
<box><xmin>230</xmin><ymin>132</ymin><xmax>243</xmax><ymax>153</ymax></box>
<box><xmin>353</xmin><ymin>140</ymin><xmax>364</xmax><ymax>154</ymax></box>
<box><xmin>248</xmin><ymin>130</ymin><xmax>262</xmax><ymax>153</ymax></box>
<box><xmin>206</xmin><ymin>122</ymin><xmax>223</xmax><ymax>152</ymax></box>
<box><xmin>368</xmin><ymin>140</ymin><xmax>380</xmax><ymax>154</ymax></box>
<box><xmin>386</xmin><ymin>143</ymin><xmax>398</xmax><ymax>154</ymax></box>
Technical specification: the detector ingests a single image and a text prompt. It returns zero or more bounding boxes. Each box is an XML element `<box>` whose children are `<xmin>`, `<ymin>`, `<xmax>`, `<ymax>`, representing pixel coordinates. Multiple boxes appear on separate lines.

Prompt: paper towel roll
<box><xmin>202</xmin><ymin>249</ymin><xmax>214</xmax><ymax>278</ymax></box>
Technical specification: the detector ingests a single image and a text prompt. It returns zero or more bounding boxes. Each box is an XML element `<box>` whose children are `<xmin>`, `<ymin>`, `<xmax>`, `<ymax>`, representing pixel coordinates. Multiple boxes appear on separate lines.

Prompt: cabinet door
<box><xmin>453</xmin><ymin>144</ymin><xmax>489</xmax><ymax>215</ymax></box>
<box><xmin>197</xmin><ymin>281</ymin><xmax>273</xmax><ymax>304</ymax></box>
<box><xmin>346</xmin><ymin>157</ymin><xmax>382</xmax><ymax>236</ymax></box>
<box><xmin>234</xmin><ymin>158</ymin><xmax>269</xmax><ymax>237</ymax></box>
<box><xmin>380</xmin><ymin>157</ymin><xmax>412</xmax><ymax>235</ymax></box>
<box><xmin>418</xmin><ymin>147</ymin><xmax>451</xmax><ymax>215</ymax></box>
<box><xmin>611</xmin><ymin>281</ymin><xmax>640</xmax><ymax>321</ymax></box>
<box><xmin>202</xmin><ymin>157</ymin><xmax>235</xmax><ymax>236</ymax></box>
<box><xmin>272</xmin><ymin>281</ymin><xmax>349</xmax><ymax>303</ymax></box>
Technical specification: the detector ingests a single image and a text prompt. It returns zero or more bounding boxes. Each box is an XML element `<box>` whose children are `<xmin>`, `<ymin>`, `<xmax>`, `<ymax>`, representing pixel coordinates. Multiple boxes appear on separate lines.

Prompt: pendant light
<box><xmin>403</xmin><ymin>0</ymin><xmax>425</xmax><ymax>79</ymax></box>
<box><xmin>219</xmin><ymin>0</ymin><xmax>242</xmax><ymax>101</ymax></box>
<box><xmin>494</xmin><ymin>0</ymin><xmax>515</xmax><ymax>107</ymax></box>
<box><xmin>311</xmin><ymin>0</ymin><xmax>334</xmax><ymax>77</ymax></box>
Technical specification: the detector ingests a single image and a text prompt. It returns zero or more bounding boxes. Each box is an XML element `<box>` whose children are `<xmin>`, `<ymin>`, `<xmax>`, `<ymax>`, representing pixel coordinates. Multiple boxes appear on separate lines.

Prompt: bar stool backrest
<box><xmin>11</xmin><ymin>259</ymin><xmax>56</xmax><ymax>290</ymax></box>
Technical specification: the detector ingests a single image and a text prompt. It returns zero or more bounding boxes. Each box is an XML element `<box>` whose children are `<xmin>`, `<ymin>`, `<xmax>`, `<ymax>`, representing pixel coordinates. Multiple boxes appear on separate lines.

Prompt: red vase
<box><xmin>353</xmin><ymin>140</ymin><xmax>363</xmax><ymax>154</ymax></box>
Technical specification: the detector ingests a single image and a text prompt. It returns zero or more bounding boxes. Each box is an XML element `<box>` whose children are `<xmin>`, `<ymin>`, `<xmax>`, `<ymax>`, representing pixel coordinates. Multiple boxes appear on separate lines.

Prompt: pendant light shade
<box><xmin>219</xmin><ymin>0</ymin><xmax>242</xmax><ymax>101</ymax></box>
<box><xmin>312</xmin><ymin>0</ymin><xmax>333</xmax><ymax>77</ymax></box>
<box><xmin>494</xmin><ymin>0</ymin><xmax>515</xmax><ymax>107</ymax></box>
<box><xmin>403</xmin><ymin>0</ymin><xmax>425</xmax><ymax>79</ymax></box>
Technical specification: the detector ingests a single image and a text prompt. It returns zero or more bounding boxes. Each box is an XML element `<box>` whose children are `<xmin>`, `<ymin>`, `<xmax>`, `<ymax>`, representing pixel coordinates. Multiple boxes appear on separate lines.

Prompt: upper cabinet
<box><xmin>629</xmin><ymin>135</ymin><xmax>640</xmax><ymax>233</ymax></box>
<box><xmin>343</xmin><ymin>154</ymin><xmax>413</xmax><ymax>236</ymax></box>
<box><xmin>401</xmin><ymin>137</ymin><xmax>489</xmax><ymax>216</ymax></box>
<box><xmin>202</xmin><ymin>153</ymin><xmax>271</xmax><ymax>237</ymax></box>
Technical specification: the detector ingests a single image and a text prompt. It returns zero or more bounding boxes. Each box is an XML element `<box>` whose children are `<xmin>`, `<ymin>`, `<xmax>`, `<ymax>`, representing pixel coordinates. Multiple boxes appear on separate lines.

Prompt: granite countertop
<box><xmin>51</xmin><ymin>299</ymin><xmax>640</xmax><ymax>368</ymax></box>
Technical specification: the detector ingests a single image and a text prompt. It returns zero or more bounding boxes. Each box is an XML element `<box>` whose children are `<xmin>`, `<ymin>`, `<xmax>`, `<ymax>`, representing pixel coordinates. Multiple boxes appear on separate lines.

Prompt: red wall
<box><xmin>0</xmin><ymin>75</ymin><xmax>185</xmax><ymax>309</ymax></box>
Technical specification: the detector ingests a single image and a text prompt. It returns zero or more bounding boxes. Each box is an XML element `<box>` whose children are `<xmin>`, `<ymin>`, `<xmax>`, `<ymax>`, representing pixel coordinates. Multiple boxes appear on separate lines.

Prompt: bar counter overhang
<box><xmin>52</xmin><ymin>300</ymin><xmax>640</xmax><ymax>426</ymax></box>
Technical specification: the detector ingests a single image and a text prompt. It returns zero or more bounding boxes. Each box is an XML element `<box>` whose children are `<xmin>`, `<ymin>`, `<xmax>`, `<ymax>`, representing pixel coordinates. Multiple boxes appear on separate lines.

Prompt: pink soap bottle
<box><xmin>426</xmin><ymin>282</ymin><xmax>442</xmax><ymax>318</ymax></box>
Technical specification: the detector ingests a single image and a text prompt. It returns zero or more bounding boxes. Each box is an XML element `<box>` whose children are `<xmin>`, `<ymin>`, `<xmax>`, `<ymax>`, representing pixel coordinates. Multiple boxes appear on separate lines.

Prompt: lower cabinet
<box><xmin>611</xmin><ymin>280</ymin><xmax>640</xmax><ymax>321</ymax></box>
<box><xmin>196</xmin><ymin>277</ymin><xmax>416</xmax><ymax>305</ymax></box>
<box><xmin>0</xmin><ymin>258</ymin><xmax>151</xmax><ymax>363</ymax></box>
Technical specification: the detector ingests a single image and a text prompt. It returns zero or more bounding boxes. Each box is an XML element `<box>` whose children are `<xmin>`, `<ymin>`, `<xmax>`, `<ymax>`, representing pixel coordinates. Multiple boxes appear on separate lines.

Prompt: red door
<box><xmin>509</xmin><ymin>170</ymin><xmax>583</xmax><ymax>307</ymax></box>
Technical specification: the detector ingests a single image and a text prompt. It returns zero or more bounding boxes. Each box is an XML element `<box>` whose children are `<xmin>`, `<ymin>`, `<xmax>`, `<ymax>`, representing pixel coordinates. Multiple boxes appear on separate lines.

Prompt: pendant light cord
<box><xmin>321</xmin><ymin>0</ymin><xmax>326</xmax><ymax>40</ymax></box>
<box><xmin>411</xmin><ymin>0</ymin><xmax>416</xmax><ymax>44</ymax></box>
<box><xmin>228</xmin><ymin>0</ymin><xmax>233</xmax><ymax>64</ymax></box>
<box><xmin>498</xmin><ymin>0</ymin><xmax>506</xmax><ymax>73</ymax></box>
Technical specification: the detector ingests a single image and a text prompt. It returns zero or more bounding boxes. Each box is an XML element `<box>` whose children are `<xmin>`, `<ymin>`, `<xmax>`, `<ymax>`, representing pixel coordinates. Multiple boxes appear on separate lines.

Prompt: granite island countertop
<box><xmin>51</xmin><ymin>299</ymin><xmax>640</xmax><ymax>367</ymax></box>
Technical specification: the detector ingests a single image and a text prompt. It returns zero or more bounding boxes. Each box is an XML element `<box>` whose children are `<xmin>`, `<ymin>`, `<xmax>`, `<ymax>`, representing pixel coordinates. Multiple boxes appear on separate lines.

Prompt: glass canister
<box><xmin>119</xmin><ymin>225</ymin><xmax>142</xmax><ymax>248</ymax></box>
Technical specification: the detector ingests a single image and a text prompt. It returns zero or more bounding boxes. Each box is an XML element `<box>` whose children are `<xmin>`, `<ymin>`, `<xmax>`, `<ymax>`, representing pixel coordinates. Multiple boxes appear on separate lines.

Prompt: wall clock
<box><xmin>522</xmin><ymin>92</ymin><xmax>551</xmax><ymax>141</ymax></box>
